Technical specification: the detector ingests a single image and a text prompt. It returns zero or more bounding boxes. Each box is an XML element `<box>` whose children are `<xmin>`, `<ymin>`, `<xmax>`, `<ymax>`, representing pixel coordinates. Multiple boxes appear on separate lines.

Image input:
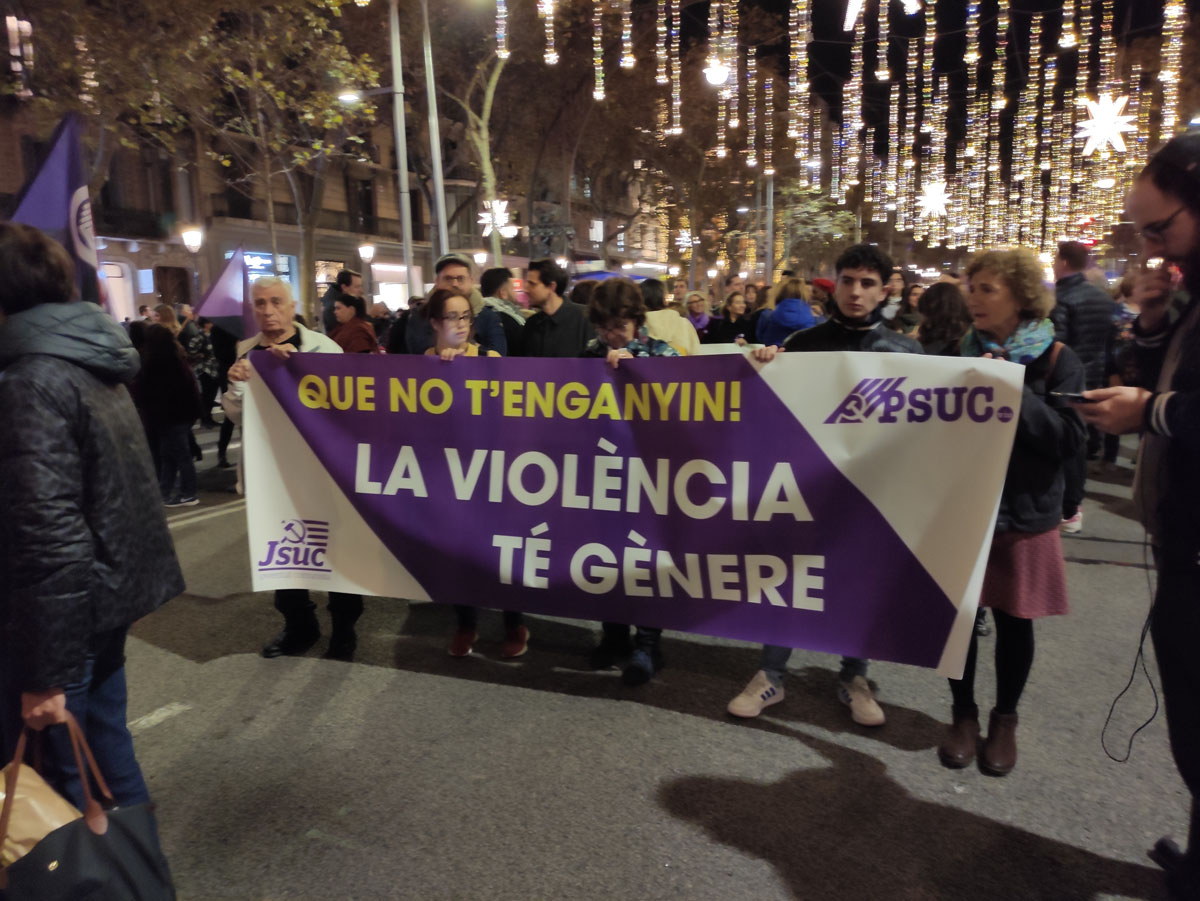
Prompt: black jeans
<box><xmin>158</xmin><ymin>421</ymin><xmax>197</xmax><ymax>500</ymax></box>
<box><xmin>218</xmin><ymin>417</ymin><xmax>236</xmax><ymax>462</ymax></box>
<box><xmin>1063</xmin><ymin>443</ymin><xmax>1087</xmax><ymax>518</ymax></box>
<box><xmin>274</xmin><ymin>589</ymin><xmax>363</xmax><ymax>634</ymax></box>
<box><xmin>1152</xmin><ymin>562</ymin><xmax>1200</xmax><ymax>802</ymax></box>
<box><xmin>199</xmin><ymin>374</ymin><xmax>220</xmax><ymax>424</ymax></box>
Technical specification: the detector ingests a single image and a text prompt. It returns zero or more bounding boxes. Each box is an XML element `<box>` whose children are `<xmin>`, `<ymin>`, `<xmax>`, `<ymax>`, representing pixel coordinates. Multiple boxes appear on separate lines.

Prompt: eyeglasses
<box><xmin>1141</xmin><ymin>206</ymin><xmax>1186</xmax><ymax>241</ymax></box>
<box><xmin>436</xmin><ymin>312</ymin><xmax>473</xmax><ymax>324</ymax></box>
<box><xmin>594</xmin><ymin>321</ymin><xmax>631</xmax><ymax>336</ymax></box>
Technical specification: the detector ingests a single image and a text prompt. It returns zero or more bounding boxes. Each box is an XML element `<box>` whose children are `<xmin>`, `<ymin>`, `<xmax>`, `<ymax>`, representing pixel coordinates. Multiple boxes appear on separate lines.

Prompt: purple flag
<box><xmin>11</xmin><ymin>114</ymin><xmax>101</xmax><ymax>306</ymax></box>
<box><xmin>194</xmin><ymin>247</ymin><xmax>253</xmax><ymax>340</ymax></box>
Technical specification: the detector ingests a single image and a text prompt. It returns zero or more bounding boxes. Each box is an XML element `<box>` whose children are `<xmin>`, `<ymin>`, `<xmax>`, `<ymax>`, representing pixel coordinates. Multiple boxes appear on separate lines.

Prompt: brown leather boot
<box><xmin>938</xmin><ymin>705</ymin><xmax>980</xmax><ymax>769</ymax></box>
<box><xmin>980</xmin><ymin>709</ymin><xmax>1018</xmax><ymax>776</ymax></box>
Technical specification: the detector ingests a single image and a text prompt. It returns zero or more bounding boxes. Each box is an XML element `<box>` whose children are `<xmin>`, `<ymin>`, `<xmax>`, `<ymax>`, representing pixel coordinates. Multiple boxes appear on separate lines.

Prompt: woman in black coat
<box><xmin>140</xmin><ymin>324</ymin><xmax>202</xmax><ymax>506</ymax></box>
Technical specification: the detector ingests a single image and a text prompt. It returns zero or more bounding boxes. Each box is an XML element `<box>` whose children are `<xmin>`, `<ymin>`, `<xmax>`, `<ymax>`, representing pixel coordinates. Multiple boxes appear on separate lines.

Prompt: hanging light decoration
<box><xmin>727</xmin><ymin>1</ymin><xmax>741</xmax><ymax>129</ymax></box>
<box><xmin>789</xmin><ymin>0</ymin><xmax>811</xmax><ymax>139</ymax></box>
<box><xmin>668</xmin><ymin>0</ymin><xmax>682</xmax><ymax>134</ymax></box>
<box><xmin>869</xmin><ymin>128</ymin><xmax>887</xmax><ymax>222</ymax></box>
<box><xmin>495</xmin><ymin>0</ymin><xmax>510</xmax><ymax>59</ymax></box>
<box><xmin>876</xmin><ymin>0</ymin><xmax>890</xmax><ymax>81</ymax></box>
<box><xmin>656</xmin><ymin>1</ymin><xmax>668</xmax><ymax>85</ymax></box>
<box><xmin>984</xmin><ymin>3</ymin><xmax>1009</xmax><ymax>245</ymax></box>
<box><xmin>842</xmin><ymin>2</ymin><xmax>864</xmax><ymax>192</ymax></box>
<box><xmin>897</xmin><ymin>37</ymin><xmax>917</xmax><ymax>233</ymax></box>
<box><xmin>1038</xmin><ymin>55</ymin><xmax>1058</xmax><ymax>254</ymax></box>
<box><xmin>716</xmin><ymin>92</ymin><xmax>728</xmax><ymax>158</ymax></box>
<box><xmin>1059</xmin><ymin>0</ymin><xmax>1077</xmax><ymax>49</ymax></box>
<box><xmin>1160</xmin><ymin>1</ymin><xmax>1185</xmax><ymax>138</ymax></box>
<box><xmin>886</xmin><ymin>80</ymin><xmax>899</xmax><ymax>209</ymax></box>
<box><xmin>764</xmin><ymin>76</ymin><xmax>775</xmax><ymax>175</ymax></box>
<box><xmin>961</xmin><ymin>0</ymin><xmax>982</xmax><ymax>251</ymax></box>
<box><xmin>593</xmin><ymin>2</ymin><xmax>605</xmax><ymax>100</ymax></box>
<box><xmin>747</xmin><ymin>52</ymin><xmax>759</xmax><ymax>168</ymax></box>
<box><xmin>1014</xmin><ymin>17</ymin><xmax>1044</xmax><ymax>247</ymax></box>
<box><xmin>540</xmin><ymin>0</ymin><xmax>558</xmax><ymax>65</ymax></box>
<box><xmin>620</xmin><ymin>1</ymin><xmax>635</xmax><ymax>68</ymax></box>
<box><xmin>844</xmin><ymin>0</ymin><xmax>864</xmax><ymax>32</ymax></box>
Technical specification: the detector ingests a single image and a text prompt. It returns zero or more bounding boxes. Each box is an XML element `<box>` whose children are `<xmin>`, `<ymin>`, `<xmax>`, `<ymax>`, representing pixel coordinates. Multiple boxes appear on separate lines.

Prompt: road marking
<box><xmin>128</xmin><ymin>701</ymin><xmax>192</xmax><ymax>735</ymax></box>
<box><xmin>168</xmin><ymin>499</ymin><xmax>246</xmax><ymax>530</ymax></box>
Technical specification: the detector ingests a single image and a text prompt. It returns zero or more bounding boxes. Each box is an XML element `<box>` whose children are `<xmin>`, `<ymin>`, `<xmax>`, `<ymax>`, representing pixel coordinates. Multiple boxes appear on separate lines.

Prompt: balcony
<box><xmin>93</xmin><ymin>205</ymin><xmax>171</xmax><ymax>240</ymax></box>
<box><xmin>209</xmin><ymin>194</ymin><xmax>426</xmax><ymax>242</ymax></box>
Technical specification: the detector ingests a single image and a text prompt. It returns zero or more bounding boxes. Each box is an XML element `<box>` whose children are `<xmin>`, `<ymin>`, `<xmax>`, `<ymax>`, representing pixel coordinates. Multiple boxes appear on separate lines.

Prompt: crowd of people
<box><xmin>1</xmin><ymin>133</ymin><xmax>1199</xmax><ymax>897</ymax></box>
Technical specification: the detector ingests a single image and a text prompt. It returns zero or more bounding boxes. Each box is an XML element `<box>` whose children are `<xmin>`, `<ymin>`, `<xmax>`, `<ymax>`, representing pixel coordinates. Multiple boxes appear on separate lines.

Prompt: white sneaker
<box><xmin>838</xmin><ymin>675</ymin><xmax>885</xmax><ymax>726</ymax></box>
<box><xmin>1060</xmin><ymin>511</ymin><xmax>1083</xmax><ymax>534</ymax></box>
<box><xmin>727</xmin><ymin>670</ymin><xmax>785</xmax><ymax>718</ymax></box>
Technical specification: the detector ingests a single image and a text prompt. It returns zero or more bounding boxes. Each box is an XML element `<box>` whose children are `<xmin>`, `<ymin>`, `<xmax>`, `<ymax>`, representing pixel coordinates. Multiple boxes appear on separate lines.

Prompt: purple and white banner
<box><xmin>242</xmin><ymin>352</ymin><xmax>1024</xmax><ymax>676</ymax></box>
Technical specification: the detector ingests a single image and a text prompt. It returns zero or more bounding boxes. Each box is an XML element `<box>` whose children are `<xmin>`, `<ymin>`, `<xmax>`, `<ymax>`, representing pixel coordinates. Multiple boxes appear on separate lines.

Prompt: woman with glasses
<box><xmin>423</xmin><ymin>289</ymin><xmax>525</xmax><ymax>658</ymax></box>
<box><xmin>582</xmin><ymin>279</ymin><xmax>679</xmax><ymax>685</ymax></box>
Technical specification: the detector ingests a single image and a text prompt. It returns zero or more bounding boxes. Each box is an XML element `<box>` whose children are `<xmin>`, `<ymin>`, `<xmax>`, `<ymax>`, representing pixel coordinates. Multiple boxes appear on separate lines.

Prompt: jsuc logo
<box><xmin>825</xmin><ymin>377</ymin><xmax>1014</xmax><ymax>425</ymax></box>
<box><xmin>257</xmin><ymin>519</ymin><xmax>332</xmax><ymax>573</ymax></box>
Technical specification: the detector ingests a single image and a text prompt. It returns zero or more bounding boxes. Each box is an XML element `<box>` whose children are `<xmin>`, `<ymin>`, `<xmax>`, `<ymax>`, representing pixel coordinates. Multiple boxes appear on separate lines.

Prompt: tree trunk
<box><xmin>286</xmin><ymin>155</ymin><xmax>329</xmax><ymax>327</ymax></box>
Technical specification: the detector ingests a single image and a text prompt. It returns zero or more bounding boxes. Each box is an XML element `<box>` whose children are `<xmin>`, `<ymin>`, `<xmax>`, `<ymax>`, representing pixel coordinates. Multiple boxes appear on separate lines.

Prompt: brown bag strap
<box><xmin>0</xmin><ymin>728</ymin><xmax>30</xmax><ymax>849</ymax></box>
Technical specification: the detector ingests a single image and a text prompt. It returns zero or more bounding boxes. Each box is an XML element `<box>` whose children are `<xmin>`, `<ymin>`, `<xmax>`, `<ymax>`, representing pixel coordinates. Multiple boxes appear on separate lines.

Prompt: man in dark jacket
<box><xmin>320</xmin><ymin>268</ymin><xmax>363</xmax><ymax>334</ymax></box>
<box><xmin>1053</xmin><ymin>242</ymin><xmax>1116</xmax><ymax>533</ymax></box>
<box><xmin>522</xmin><ymin>258</ymin><xmax>594</xmax><ymax>357</ymax></box>
<box><xmin>1078</xmin><ymin>133</ymin><xmax>1200</xmax><ymax>899</ymax></box>
<box><xmin>728</xmin><ymin>244</ymin><xmax>921</xmax><ymax>729</ymax></box>
<box><xmin>0</xmin><ymin>223</ymin><xmax>184</xmax><ymax>811</ymax></box>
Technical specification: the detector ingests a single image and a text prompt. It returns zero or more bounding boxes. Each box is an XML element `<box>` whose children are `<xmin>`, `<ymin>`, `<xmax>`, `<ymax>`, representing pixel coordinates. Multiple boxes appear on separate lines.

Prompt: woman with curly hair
<box><xmin>938</xmin><ymin>248</ymin><xmax>1086</xmax><ymax>776</ymax></box>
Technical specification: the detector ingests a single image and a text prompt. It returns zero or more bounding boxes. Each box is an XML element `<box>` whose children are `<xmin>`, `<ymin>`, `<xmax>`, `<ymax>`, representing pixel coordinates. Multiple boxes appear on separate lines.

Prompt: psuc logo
<box><xmin>825</xmin><ymin>377</ymin><xmax>1014</xmax><ymax>425</ymax></box>
<box><xmin>257</xmin><ymin>519</ymin><xmax>332</xmax><ymax>573</ymax></box>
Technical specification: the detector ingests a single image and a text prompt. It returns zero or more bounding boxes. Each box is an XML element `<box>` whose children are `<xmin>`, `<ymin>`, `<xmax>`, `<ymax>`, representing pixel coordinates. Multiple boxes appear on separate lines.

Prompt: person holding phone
<box><xmin>1074</xmin><ymin>133</ymin><xmax>1200</xmax><ymax>896</ymax></box>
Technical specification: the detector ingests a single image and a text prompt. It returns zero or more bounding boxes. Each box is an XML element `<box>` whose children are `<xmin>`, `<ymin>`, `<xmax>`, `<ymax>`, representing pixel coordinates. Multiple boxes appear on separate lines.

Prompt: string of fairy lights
<box><xmin>488</xmin><ymin>0</ymin><xmax>1192</xmax><ymax>261</ymax></box>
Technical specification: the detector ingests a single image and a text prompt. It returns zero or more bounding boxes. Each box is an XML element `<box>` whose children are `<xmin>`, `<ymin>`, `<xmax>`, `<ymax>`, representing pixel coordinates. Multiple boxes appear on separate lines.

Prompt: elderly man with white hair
<box><xmin>224</xmin><ymin>277</ymin><xmax>365</xmax><ymax>662</ymax></box>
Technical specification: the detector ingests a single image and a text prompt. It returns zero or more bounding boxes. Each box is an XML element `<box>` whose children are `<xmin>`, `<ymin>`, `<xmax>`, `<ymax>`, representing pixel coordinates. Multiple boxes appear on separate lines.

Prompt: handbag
<box><xmin>0</xmin><ymin>711</ymin><xmax>176</xmax><ymax>900</ymax></box>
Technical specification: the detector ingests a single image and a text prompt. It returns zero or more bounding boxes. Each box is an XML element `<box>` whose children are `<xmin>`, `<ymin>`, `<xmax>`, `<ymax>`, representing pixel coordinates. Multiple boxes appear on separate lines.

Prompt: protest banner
<box><xmin>242</xmin><ymin>352</ymin><xmax>1024</xmax><ymax>676</ymax></box>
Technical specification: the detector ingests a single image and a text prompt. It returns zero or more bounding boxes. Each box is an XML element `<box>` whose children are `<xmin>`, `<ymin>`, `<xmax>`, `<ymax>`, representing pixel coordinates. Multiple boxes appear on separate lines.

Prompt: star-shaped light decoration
<box><xmin>479</xmin><ymin>199</ymin><xmax>519</xmax><ymax>239</ymax></box>
<box><xmin>1075</xmin><ymin>93</ymin><xmax>1136</xmax><ymax>157</ymax></box>
<box><xmin>901</xmin><ymin>0</ymin><xmax>922</xmax><ymax>13</ymax></box>
<box><xmin>917</xmin><ymin>181</ymin><xmax>951</xmax><ymax>219</ymax></box>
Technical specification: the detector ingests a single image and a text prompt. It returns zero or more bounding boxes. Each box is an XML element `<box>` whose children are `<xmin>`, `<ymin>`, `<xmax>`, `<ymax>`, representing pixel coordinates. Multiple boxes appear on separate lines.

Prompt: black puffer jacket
<box><xmin>992</xmin><ymin>342</ymin><xmax>1087</xmax><ymax>533</ymax></box>
<box><xmin>0</xmin><ymin>302</ymin><xmax>184</xmax><ymax>691</ymax></box>
<box><xmin>1052</xmin><ymin>273</ymin><xmax>1117</xmax><ymax>389</ymax></box>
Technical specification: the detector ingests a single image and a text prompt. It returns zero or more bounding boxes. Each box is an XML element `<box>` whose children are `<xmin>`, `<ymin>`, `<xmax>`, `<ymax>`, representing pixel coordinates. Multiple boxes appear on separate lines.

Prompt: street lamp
<box><xmin>358</xmin><ymin>242</ymin><xmax>376</xmax><ymax>298</ymax></box>
<box><xmin>704</xmin><ymin>55</ymin><xmax>730</xmax><ymax>86</ymax></box>
<box><xmin>473</xmin><ymin>251</ymin><xmax>488</xmax><ymax>266</ymax></box>
<box><xmin>181</xmin><ymin>226</ymin><xmax>203</xmax><ymax>301</ymax></box>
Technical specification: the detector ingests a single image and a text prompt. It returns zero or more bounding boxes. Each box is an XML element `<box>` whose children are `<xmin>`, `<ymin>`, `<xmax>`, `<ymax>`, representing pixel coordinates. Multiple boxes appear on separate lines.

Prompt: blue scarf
<box><xmin>959</xmin><ymin>318</ymin><xmax>1055</xmax><ymax>365</ymax></box>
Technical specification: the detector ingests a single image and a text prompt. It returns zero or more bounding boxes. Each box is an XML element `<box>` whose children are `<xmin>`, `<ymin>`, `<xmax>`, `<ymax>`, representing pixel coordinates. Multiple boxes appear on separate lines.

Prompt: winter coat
<box><xmin>330</xmin><ymin>316</ymin><xmax>380</xmax><ymax>354</ymax></box>
<box><xmin>756</xmin><ymin>298</ymin><xmax>817</xmax><ymax>348</ymax></box>
<box><xmin>1135</xmin><ymin>282</ymin><xmax>1200</xmax><ymax>567</ymax></box>
<box><xmin>783</xmin><ymin>315</ymin><xmax>924</xmax><ymax>354</ymax></box>
<box><xmin>0</xmin><ymin>302</ymin><xmax>184</xmax><ymax>691</ymax></box>
<box><xmin>1052</xmin><ymin>273</ymin><xmax>1117</xmax><ymax>389</ymax></box>
<box><xmin>991</xmin><ymin>342</ymin><xmax>1087</xmax><ymax>533</ymax></box>
<box><xmin>139</xmin><ymin>345</ymin><xmax>202</xmax><ymax>427</ymax></box>
<box><xmin>222</xmin><ymin>322</ymin><xmax>342</xmax><ymax>425</ymax></box>
<box><xmin>704</xmin><ymin>315</ymin><xmax>754</xmax><ymax>345</ymax></box>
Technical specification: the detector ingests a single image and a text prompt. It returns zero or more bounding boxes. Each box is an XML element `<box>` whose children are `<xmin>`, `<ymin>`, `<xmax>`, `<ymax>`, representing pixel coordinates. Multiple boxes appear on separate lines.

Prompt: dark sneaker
<box><xmin>164</xmin><ymin>496</ymin><xmax>199</xmax><ymax>508</ymax></box>
<box><xmin>262</xmin><ymin>625</ymin><xmax>320</xmax><ymax>658</ymax></box>
<box><xmin>621</xmin><ymin>647</ymin><xmax>663</xmax><ymax>686</ymax></box>
<box><xmin>589</xmin><ymin>633</ymin><xmax>633</xmax><ymax>669</ymax></box>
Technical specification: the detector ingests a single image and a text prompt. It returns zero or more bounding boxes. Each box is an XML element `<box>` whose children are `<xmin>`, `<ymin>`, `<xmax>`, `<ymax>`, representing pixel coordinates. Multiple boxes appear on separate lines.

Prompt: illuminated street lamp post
<box><xmin>181</xmin><ymin>225</ymin><xmax>204</xmax><ymax>301</ymax></box>
<box><xmin>358</xmin><ymin>242</ymin><xmax>376</xmax><ymax>298</ymax></box>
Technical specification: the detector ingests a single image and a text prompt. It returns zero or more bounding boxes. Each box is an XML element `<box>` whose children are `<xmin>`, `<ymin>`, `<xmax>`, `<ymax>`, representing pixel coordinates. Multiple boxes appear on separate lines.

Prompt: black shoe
<box><xmin>621</xmin><ymin>647</ymin><xmax>663</xmax><ymax>686</ymax></box>
<box><xmin>262</xmin><ymin>625</ymin><xmax>319</xmax><ymax>658</ymax></box>
<box><xmin>590</xmin><ymin>633</ymin><xmax>633</xmax><ymax>669</ymax></box>
<box><xmin>217</xmin><ymin>458</ymin><xmax>235</xmax><ymax>469</ymax></box>
<box><xmin>974</xmin><ymin>609</ymin><xmax>991</xmax><ymax>637</ymax></box>
<box><xmin>323</xmin><ymin>633</ymin><xmax>357</xmax><ymax>662</ymax></box>
<box><xmin>192</xmin><ymin>448</ymin><xmax>204</xmax><ymax>462</ymax></box>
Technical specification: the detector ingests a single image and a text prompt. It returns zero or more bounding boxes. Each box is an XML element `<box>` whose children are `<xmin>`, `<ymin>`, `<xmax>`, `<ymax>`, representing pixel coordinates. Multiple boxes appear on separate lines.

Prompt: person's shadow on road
<box><xmin>658</xmin><ymin>725</ymin><xmax>1166</xmax><ymax>900</ymax></box>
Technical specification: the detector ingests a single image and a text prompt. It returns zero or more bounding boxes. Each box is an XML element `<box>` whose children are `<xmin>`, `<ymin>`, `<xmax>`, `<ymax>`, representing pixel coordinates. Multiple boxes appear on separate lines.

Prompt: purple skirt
<box><xmin>981</xmin><ymin>528</ymin><xmax>1069</xmax><ymax>619</ymax></box>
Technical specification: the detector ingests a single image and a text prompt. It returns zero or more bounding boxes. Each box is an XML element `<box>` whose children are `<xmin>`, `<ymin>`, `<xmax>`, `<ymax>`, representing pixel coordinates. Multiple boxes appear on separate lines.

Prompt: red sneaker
<box><xmin>501</xmin><ymin>625</ymin><xmax>530</xmax><ymax>659</ymax></box>
<box><xmin>448</xmin><ymin>630</ymin><xmax>477</xmax><ymax>657</ymax></box>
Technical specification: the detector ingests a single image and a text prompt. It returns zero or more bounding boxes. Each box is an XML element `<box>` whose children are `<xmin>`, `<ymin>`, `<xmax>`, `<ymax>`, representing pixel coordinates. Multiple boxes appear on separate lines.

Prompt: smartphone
<box><xmin>1049</xmin><ymin>391</ymin><xmax>1099</xmax><ymax>404</ymax></box>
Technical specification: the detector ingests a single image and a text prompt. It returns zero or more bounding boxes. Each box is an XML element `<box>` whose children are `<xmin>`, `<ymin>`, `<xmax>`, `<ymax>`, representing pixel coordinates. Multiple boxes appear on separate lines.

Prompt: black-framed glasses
<box><xmin>1141</xmin><ymin>206</ymin><xmax>1186</xmax><ymax>241</ymax></box>
<box><xmin>436</xmin><ymin>312</ymin><xmax>473</xmax><ymax>324</ymax></box>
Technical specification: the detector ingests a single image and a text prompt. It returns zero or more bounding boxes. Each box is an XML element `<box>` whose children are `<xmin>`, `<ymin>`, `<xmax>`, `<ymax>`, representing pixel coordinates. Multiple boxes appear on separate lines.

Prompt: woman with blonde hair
<box><xmin>938</xmin><ymin>247</ymin><xmax>1086</xmax><ymax>776</ymax></box>
<box><xmin>756</xmin><ymin>276</ymin><xmax>816</xmax><ymax>347</ymax></box>
<box><xmin>154</xmin><ymin>303</ymin><xmax>180</xmax><ymax>336</ymax></box>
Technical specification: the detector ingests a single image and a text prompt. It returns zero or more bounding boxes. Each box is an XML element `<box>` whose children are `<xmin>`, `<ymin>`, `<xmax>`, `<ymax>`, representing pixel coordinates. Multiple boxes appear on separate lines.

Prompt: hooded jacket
<box><xmin>0</xmin><ymin>302</ymin><xmax>184</xmax><ymax>691</ymax></box>
<box><xmin>756</xmin><ymin>297</ymin><xmax>817</xmax><ymax>348</ymax></box>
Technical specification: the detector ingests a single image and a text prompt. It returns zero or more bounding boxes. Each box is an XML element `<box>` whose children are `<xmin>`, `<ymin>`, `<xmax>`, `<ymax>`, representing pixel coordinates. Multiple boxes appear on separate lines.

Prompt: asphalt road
<box><xmin>127</xmin><ymin>427</ymin><xmax>1186</xmax><ymax>900</ymax></box>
